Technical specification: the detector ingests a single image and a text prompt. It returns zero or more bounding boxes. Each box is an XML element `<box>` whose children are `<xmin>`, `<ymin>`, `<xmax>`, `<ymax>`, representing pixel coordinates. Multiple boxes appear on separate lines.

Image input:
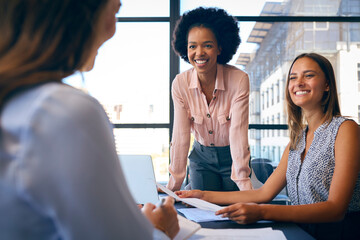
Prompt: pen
<box><xmin>156</xmin><ymin>198</ymin><xmax>166</xmax><ymax>208</ymax></box>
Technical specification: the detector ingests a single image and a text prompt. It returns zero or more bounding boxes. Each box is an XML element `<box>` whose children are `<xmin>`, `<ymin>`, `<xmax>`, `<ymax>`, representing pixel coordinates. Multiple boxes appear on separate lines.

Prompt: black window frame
<box><xmin>114</xmin><ymin>0</ymin><xmax>360</xmax><ymax>144</ymax></box>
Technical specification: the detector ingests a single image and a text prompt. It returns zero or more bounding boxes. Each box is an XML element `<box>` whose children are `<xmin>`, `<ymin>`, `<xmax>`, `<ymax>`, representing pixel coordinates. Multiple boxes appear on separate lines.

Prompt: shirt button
<box><xmin>214</xmin><ymin>89</ymin><xmax>217</xmax><ymax>94</ymax></box>
<box><xmin>210</xmin><ymin>143</ymin><xmax>215</xmax><ymax>146</ymax></box>
<box><xmin>212</xmin><ymin>97</ymin><xmax>216</xmax><ymax>100</ymax></box>
<box><xmin>190</xmin><ymin>117</ymin><xmax>194</xmax><ymax>121</ymax></box>
<box><xmin>226</xmin><ymin>116</ymin><xmax>230</xmax><ymax>121</ymax></box>
<box><xmin>208</xmin><ymin>130</ymin><xmax>213</xmax><ymax>134</ymax></box>
<box><xmin>207</xmin><ymin>113</ymin><xmax>211</xmax><ymax>118</ymax></box>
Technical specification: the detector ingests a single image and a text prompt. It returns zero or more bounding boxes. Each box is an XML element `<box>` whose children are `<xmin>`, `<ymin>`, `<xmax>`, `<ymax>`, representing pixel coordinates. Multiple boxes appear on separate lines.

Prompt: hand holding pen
<box><xmin>142</xmin><ymin>196</ymin><xmax>179</xmax><ymax>239</ymax></box>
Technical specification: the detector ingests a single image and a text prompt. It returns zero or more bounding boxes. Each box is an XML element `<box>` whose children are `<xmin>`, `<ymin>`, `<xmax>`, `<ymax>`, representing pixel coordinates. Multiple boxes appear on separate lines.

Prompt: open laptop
<box><xmin>118</xmin><ymin>155</ymin><xmax>159</xmax><ymax>205</ymax></box>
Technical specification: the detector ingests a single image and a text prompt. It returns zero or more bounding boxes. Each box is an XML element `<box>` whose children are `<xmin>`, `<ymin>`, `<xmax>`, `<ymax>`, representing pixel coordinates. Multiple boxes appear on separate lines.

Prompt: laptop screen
<box><xmin>118</xmin><ymin>155</ymin><xmax>159</xmax><ymax>204</ymax></box>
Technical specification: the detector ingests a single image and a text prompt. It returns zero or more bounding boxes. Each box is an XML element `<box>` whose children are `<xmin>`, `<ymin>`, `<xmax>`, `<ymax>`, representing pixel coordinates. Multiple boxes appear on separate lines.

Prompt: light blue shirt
<box><xmin>0</xmin><ymin>82</ymin><xmax>168</xmax><ymax>240</ymax></box>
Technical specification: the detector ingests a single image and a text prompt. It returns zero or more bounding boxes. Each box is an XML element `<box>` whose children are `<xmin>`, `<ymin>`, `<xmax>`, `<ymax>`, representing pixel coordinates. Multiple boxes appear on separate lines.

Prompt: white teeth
<box><xmin>195</xmin><ymin>60</ymin><xmax>207</xmax><ymax>64</ymax></box>
<box><xmin>295</xmin><ymin>91</ymin><xmax>309</xmax><ymax>95</ymax></box>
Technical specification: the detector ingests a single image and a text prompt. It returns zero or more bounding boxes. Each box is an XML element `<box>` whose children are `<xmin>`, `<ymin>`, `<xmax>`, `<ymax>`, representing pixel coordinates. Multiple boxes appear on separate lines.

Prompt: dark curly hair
<box><xmin>172</xmin><ymin>7</ymin><xmax>240</xmax><ymax>64</ymax></box>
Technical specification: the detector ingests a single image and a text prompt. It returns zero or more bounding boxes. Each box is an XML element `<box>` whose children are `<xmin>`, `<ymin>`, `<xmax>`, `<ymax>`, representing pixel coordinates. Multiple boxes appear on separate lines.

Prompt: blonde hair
<box><xmin>0</xmin><ymin>0</ymin><xmax>108</xmax><ymax>109</ymax></box>
<box><xmin>285</xmin><ymin>53</ymin><xmax>341</xmax><ymax>150</ymax></box>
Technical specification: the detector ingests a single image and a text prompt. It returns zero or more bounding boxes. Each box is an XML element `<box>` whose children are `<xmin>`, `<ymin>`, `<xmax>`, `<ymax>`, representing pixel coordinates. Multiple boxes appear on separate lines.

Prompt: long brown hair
<box><xmin>285</xmin><ymin>53</ymin><xmax>341</xmax><ymax>150</ymax></box>
<box><xmin>0</xmin><ymin>0</ymin><xmax>108</xmax><ymax>109</ymax></box>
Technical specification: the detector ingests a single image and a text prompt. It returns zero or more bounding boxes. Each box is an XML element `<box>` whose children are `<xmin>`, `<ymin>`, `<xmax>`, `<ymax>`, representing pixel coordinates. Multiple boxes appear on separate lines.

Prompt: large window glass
<box><xmin>180</xmin><ymin>0</ymin><xmax>360</xmax><ymax>164</ymax></box>
<box><xmin>66</xmin><ymin>22</ymin><xmax>170</xmax><ymax>124</ymax></box>
<box><xmin>117</xmin><ymin>0</ymin><xmax>169</xmax><ymax>17</ymax></box>
<box><xmin>65</xmin><ymin>0</ymin><xmax>360</xmax><ymax>180</ymax></box>
<box><xmin>114</xmin><ymin>128</ymin><xmax>170</xmax><ymax>181</ymax></box>
<box><xmin>181</xmin><ymin>0</ymin><xmax>284</xmax><ymax>16</ymax></box>
<box><xmin>181</xmin><ymin>0</ymin><xmax>360</xmax><ymax>17</ymax></box>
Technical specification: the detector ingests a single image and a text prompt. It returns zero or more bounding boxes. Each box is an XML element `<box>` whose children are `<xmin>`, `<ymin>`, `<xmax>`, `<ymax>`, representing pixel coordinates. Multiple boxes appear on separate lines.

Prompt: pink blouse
<box><xmin>167</xmin><ymin>64</ymin><xmax>252</xmax><ymax>191</ymax></box>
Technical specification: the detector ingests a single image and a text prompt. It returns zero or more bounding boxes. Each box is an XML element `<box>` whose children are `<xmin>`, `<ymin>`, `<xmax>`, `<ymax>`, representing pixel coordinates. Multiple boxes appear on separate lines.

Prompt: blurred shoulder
<box><xmin>222</xmin><ymin>64</ymin><xmax>248</xmax><ymax>78</ymax></box>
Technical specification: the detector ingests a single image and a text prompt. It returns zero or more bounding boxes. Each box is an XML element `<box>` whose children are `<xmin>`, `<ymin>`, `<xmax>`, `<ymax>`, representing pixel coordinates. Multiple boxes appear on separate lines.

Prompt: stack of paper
<box><xmin>175</xmin><ymin>215</ymin><xmax>201</xmax><ymax>240</ymax></box>
<box><xmin>157</xmin><ymin>184</ymin><xmax>287</xmax><ymax>239</ymax></box>
<box><xmin>177</xmin><ymin>208</ymin><xmax>228</xmax><ymax>222</ymax></box>
<box><xmin>188</xmin><ymin>227</ymin><xmax>287</xmax><ymax>240</ymax></box>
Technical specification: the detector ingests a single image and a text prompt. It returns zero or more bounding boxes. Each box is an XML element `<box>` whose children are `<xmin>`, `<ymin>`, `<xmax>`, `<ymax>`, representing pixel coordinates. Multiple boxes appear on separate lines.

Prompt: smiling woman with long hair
<box><xmin>176</xmin><ymin>53</ymin><xmax>360</xmax><ymax>240</ymax></box>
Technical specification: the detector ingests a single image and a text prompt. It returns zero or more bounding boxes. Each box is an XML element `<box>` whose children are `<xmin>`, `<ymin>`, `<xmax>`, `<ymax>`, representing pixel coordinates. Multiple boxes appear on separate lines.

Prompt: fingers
<box><xmin>175</xmin><ymin>190</ymin><xmax>202</xmax><ymax>198</ymax></box>
<box><xmin>216</xmin><ymin>203</ymin><xmax>260</xmax><ymax>225</ymax></box>
<box><xmin>162</xmin><ymin>196</ymin><xmax>175</xmax><ymax>206</ymax></box>
<box><xmin>142</xmin><ymin>202</ymin><xmax>156</xmax><ymax>215</ymax></box>
<box><xmin>215</xmin><ymin>204</ymin><xmax>238</xmax><ymax>215</ymax></box>
<box><xmin>157</xmin><ymin>197</ymin><xmax>179</xmax><ymax>239</ymax></box>
<box><xmin>174</xmin><ymin>190</ymin><xmax>187</xmax><ymax>197</ymax></box>
<box><xmin>157</xmin><ymin>187</ymin><xmax>165</xmax><ymax>193</ymax></box>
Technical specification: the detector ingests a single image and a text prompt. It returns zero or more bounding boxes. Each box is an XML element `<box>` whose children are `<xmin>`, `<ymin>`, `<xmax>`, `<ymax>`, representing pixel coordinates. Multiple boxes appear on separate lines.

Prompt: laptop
<box><xmin>118</xmin><ymin>155</ymin><xmax>159</xmax><ymax>205</ymax></box>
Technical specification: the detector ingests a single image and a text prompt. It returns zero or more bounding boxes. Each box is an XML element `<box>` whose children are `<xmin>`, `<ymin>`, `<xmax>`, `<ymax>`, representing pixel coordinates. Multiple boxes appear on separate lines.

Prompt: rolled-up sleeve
<box><xmin>229</xmin><ymin>73</ymin><xmax>253</xmax><ymax>190</ymax></box>
<box><xmin>167</xmin><ymin>76</ymin><xmax>191</xmax><ymax>191</ymax></box>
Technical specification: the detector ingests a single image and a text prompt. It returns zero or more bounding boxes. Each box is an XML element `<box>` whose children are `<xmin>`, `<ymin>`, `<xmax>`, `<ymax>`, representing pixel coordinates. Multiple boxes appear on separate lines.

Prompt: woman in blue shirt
<box><xmin>0</xmin><ymin>0</ymin><xmax>179</xmax><ymax>239</ymax></box>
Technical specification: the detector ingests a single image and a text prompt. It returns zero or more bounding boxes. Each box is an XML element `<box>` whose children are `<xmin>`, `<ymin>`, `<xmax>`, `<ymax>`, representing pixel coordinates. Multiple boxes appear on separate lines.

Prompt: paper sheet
<box><xmin>156</xmin><ymin>183</ymin><xmax>223</xmax><ymax>212</ymax></box>
<box><xmin>174</xmin><ymin>215</ymin><xmax>201</xmax><ymax>240</ymax></box>
<box><xmin>188</xmin><ymin>227</ymin><xmax>287</xmax><ymax>240</ymax></box>
<box><xmin>178</xmin><ymin>208</ymin><xmax>229</xmax><ymax>222</ymax></box>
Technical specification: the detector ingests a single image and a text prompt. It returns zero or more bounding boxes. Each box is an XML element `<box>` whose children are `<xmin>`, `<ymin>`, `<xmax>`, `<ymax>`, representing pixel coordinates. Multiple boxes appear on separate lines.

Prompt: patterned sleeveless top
<box><xmin>286</xmin><ymin>116</ymin><xmax>360</xmax><ymax>212</ymax></box>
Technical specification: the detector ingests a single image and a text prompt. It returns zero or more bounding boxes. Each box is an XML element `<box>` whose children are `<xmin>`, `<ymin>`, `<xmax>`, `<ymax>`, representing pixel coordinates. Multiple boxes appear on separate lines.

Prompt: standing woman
<box><xmin>167</xmin><ymin>7</ymin><xmax>252</xmax><ymax>192</ymax></box>
<box><xmin>0</xmin><ymin>0</ymin><xmax>179</xmax><ymax>239</ymax></box>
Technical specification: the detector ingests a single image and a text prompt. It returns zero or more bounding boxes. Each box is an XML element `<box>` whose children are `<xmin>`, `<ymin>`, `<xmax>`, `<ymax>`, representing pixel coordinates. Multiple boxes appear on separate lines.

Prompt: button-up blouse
<box><xmin>167</xmin><ymin>64</ymin><xmax>252</xmax><ymax>191</ymax></box>
<box><xmin>286</xmin><ymin>116</ymin><xmax>360</xmax><ymax>211</ymax></box>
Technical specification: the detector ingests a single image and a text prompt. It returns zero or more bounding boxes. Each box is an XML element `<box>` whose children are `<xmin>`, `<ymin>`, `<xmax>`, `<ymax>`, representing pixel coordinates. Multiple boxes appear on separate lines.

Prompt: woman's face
<box><xmin>187</xmin><ymin>26</ymin><xmax>221</xmax><ymax>76</ymax></box>
<box><xmin>83</xmin><ymin>0</ymin><xmax>121</xmax><ymax>71</ymax></box>
<box><xmin>288</xmin><ymin>57</ymin><xmax>329</xmax><ymax>111</ymax></box>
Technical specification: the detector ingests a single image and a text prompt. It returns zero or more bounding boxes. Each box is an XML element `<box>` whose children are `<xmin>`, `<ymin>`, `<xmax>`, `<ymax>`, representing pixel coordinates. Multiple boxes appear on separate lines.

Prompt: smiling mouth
<box><xmin>295</xmin><ymin>90</ymin><xmax>310</xmax><ymax>96</ymax></box>
<box><xmin>195</xmin><ymin>59</ymin><xmax>208</xmax><ymax>64</ymax></box>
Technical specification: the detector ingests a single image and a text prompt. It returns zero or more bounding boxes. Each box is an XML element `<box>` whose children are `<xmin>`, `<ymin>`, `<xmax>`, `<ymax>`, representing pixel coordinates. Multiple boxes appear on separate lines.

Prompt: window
<box><xmin>65</xmin><ymin>0</ymin><xmax>360</xmax><ymax>173</ymax></box>
<box><xmin>357</xmin><ymin>63</ymin><xmax>360</xmax><ymax>91</ymax></box>
<box><xmin>277</xmin><ymin>81</ymin><xmax>280</xmax><ymax>103</ymax></box>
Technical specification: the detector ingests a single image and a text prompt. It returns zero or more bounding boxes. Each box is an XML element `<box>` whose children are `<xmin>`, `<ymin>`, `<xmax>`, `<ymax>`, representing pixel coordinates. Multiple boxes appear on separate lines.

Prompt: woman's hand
<box><xmin>142</xmin><ymin>197</ymin><xmax>179</xmax><ymax>239</ymax></box>
<box><xmin>157</xmin><ymin>186</ymin><xmax>165</xmax><ymax>193</ymax></box>
<box><xmin>215</xmin><ymin>203</ymin><xmax>262</xmax><ymax>224</ymax></box>
<box><xmin>175</xmin><ymin>190</ymin><xmax>206</xmax><ymax>200</ymax></box>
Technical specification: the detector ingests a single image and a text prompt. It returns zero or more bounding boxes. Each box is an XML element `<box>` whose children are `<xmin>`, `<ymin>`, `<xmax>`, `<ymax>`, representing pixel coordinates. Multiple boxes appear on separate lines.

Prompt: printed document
<box><xmin>156</xmin><ymin>183</ymin><xmax>223</xmax><ymax>211</ymax></box>
<box><xmin>177</xmin><ymin>208</ymin><xmax>229</xmax><ymax>222</ymax></box>
<box><xmin>175</xmin><ymin>215</ymin><xmax>201</xmax><ymax>240</ymax></box>
<box><xmin>188</xmin><ymin>227</ymin><xmax>287</xmax><ymax>240</ymax></box>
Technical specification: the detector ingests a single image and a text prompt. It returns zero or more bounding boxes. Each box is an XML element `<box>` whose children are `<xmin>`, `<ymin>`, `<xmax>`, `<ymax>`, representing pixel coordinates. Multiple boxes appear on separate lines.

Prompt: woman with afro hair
<box><xmin>167</xmin><ymin>7</ymin><xmax>253</xmax><ymax>192</ymax></box>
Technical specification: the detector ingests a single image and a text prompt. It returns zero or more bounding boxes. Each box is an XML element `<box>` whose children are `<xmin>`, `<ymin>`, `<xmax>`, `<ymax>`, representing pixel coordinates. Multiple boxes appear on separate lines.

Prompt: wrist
<box><xmin>259</xmin><ymin>204</ymin><xmax>269</xmax><ymax>220</ymax></box>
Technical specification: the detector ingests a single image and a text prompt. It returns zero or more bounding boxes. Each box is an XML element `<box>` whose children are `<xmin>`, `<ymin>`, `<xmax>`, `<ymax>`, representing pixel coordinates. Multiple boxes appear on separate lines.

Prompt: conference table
<box><xmin>175</xmin><ymin>203</ymin><xmax>315</xmax><ymax>240</ymax></box>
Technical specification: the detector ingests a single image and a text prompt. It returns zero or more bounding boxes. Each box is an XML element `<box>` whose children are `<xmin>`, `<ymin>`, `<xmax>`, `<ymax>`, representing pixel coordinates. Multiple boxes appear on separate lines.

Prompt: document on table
<box><xmin>174</xmin><ymin>215</ymin><xmax>201</xmax><ymax>240</ymax></box>
<box><xmin>188</xmin><ymin>227</ymin><xmax>287</xmax><ymax>240</ymax></box>
<box><xmin>177</xmin><ymin>208</ymin><xmax>229</xmax><ymax>222</ymax></box>
<box><xmin>156</xmin><ymin>183</ymin><xmax>223</xmax><ymax>212</ymax></box>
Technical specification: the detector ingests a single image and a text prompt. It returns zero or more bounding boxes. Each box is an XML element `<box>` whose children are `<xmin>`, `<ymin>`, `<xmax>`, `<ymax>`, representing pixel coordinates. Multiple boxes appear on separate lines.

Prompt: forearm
<box><xmin>259</xmin><ymin>201</ymin><xmax>346</xmax><ymax>223</ymax></box>
<box><xmin>204</xmin><ymin>188</ymin><xmax>271</xmax><ymax>205</ymax></box>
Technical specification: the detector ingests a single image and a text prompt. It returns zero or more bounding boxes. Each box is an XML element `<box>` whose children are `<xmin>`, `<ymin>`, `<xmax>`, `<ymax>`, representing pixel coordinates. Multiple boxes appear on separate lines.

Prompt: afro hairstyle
<box><xmin>172</xmin><ymin>7</ymin><xmax>240</xmax><ymax>64</ymax></box>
